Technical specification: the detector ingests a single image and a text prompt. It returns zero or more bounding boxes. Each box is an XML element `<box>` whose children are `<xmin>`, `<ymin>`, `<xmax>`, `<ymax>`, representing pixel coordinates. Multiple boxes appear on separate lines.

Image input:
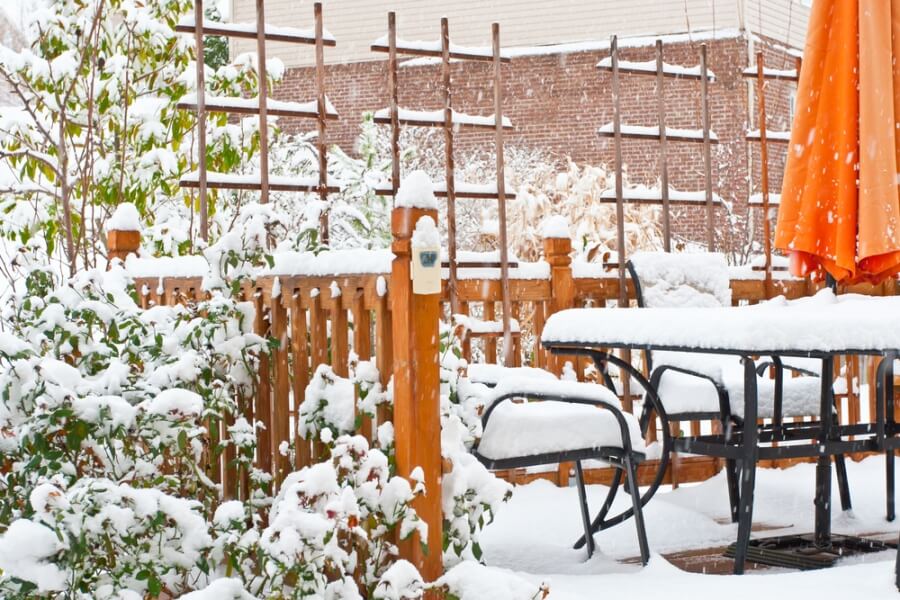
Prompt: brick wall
<box><xmin>273</xmin><ymin>34</ymin><xmax>798</xmax><ymax>253</ymax></box>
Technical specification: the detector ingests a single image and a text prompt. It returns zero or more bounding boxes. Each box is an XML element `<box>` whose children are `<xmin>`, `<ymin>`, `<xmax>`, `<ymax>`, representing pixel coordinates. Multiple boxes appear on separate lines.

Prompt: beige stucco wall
<box><xmin>229</xmin><ymin>0</ymin><xmax>766</xmax><ymax>67</ymax></box>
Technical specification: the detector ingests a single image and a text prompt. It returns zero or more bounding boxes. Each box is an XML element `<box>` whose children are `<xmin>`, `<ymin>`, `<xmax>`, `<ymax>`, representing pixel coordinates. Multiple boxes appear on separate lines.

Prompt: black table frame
<box><xmin>543</xmin><ymin>341</ymin><xmax>900</xmax><ymax>574</ymax></box>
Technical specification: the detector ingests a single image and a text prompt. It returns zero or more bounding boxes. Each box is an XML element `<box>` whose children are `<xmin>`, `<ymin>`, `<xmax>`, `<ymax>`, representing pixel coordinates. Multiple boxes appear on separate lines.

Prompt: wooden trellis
<box><xmin>371</xmin><ymin>14</ymin><xmax>518</xmax><ymax>366</ymax></box>
<box><xmin>176</xmin><ymin>0</ymin><xmax>340</xmax><ymax>242</ymax></box>
<box><xmin>743</xmin><ymin>51</ymin><xmax>802</xmax><ymax>292</ymax></box>
<box><xmin>597</xmin><ymin>37</ymin><xmax>719</xmax><ymax>306</ymax></box>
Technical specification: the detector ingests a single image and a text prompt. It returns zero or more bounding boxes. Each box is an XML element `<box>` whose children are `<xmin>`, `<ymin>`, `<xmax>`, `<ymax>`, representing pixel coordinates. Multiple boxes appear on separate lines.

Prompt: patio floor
<box><xmin>479</xmin><ymin>455</ymin><xmax>900</xmax><ymax>598</ymax></box>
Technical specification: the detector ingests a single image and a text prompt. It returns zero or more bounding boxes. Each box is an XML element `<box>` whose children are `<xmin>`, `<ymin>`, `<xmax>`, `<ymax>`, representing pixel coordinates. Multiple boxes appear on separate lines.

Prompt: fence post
<box><xmin>543</xmin><ymin>226</ymin><xmax>574</xmax><ymax>376</ymax></box>
<box><xmin>390</xmin><ymin>195</ymin><xmax>443</xmax><ymax>585</ymax></box>
<box><xmin>107</xmin><ymin>222</ymin><xmax>140</xmax><ymax>266</ymax></box>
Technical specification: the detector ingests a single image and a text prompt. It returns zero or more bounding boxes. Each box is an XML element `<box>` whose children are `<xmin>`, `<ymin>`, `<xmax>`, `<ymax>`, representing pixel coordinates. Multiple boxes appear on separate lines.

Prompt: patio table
<box><xmin>540</xmin><ymin>290</ymin><xmax>900</xmax><ymax>574</ymax></box>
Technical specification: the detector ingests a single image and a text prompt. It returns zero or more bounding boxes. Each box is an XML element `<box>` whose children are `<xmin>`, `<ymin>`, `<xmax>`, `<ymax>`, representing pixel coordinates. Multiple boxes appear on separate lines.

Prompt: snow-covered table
<box><xmin>541</xmin><ymin>290</ymin><xmax>900</xmax><ymax>574</ymax></box>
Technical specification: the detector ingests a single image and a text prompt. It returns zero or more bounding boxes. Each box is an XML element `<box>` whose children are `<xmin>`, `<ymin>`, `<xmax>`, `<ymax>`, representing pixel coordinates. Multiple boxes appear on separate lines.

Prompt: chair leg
<box><xmin>624</xmin><ymin>454</ymin><xmax>650</xmax><ymax>566</ymax></box>
<box><xmin>725</xmin><ymin>458</ymin><xmax>740</xmax><ymax>523</ymax></box>
<box><xmin>574</xmin><ymin>461</ymin><xmax>596</xmax><ymax>558</ymax></box>
<box><xmin>732</xmin><ymin>455</ymin><xmax>758</xmax><ymax>575</ymax></box>
<box><xmin>834</xmin><ymin>453</ymin><xmax>852</xmax><ymax>511</ymax></box>
<box><xmin>573</xmin><ymin>468</ymin><xmax>622</xmax><ymax>550</ymax></box>
<box><xmin>888</xmin><ymin>448</ymin><xmax>896</xmax><ymax>522</ymax></box>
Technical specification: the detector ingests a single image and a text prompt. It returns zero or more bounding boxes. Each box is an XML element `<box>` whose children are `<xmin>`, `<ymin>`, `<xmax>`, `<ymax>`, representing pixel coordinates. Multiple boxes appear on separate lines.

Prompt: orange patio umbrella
<box><xmin>775</xmin><ymin>0</ymin><xmax>900</xmax><ymax>284</ymax></box>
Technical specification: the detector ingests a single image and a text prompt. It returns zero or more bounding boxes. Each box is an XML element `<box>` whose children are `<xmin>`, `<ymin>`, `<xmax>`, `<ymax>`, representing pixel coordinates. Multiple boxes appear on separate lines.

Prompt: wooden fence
<box><xmin>118</xmin><ymin>228</ymin><xmax>899</xmax><ymax>499</ymax></box>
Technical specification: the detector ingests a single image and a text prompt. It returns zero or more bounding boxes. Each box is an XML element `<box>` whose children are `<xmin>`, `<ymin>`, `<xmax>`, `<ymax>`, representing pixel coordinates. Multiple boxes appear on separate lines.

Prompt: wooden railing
<box><xmin>120</xmin><ymin>226</ymin><xmax>899</xmax><ymax>497</ymax></box>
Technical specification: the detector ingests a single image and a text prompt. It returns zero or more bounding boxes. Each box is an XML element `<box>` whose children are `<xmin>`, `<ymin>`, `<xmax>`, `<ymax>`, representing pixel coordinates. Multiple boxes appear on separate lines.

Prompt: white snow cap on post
<box><xmin>106</xmin><ymin>202</ymin><xmax>142</xmax><ymax>232</ymax></box>
<box><xmin>540</xmin><ymin>215</ymin><xmax>570</xmax><ymax>239</ymax></box>
<box><xmin>396</xmin><ymin>170</ymin><xmax>438</xmax><ymax>210</ymax></box>
<box><xmin>411</xmin><ymin>216</ymin><xmax>440</xmax><ymax>248</ymax></box>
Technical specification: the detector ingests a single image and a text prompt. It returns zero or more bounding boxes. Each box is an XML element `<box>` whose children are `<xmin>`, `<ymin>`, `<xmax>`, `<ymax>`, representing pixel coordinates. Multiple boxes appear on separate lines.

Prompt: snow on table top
<box><xmin>542</xmin><ymin>289</ymin><xmax>900</xmax><ymax>355</ymax></box>
<box><xmin>180</xmin><ymin>93</ymin><xmax>338</xmax><ymax>117</ymax></box>
<box><xmin>373</xmin><ymin>107</ymin><xmax>512</xmax><ymax>128</ymax></box>
<box><xmin>597</xmin><ymin>122</ymin><xmax>719</xmax><ymax>141</ymax></box>
<box><xmin>178</xmin><ymin>17</ymin><xmax>335</xmax><ymax>43</ymax></box>
<box><xmin>596</xmin><ymin>57</ymin><xmax>715</xmax><ymax>80</ymax></box>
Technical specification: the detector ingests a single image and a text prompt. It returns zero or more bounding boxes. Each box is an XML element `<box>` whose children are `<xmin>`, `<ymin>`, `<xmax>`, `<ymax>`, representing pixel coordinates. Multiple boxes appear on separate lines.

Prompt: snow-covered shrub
<box><xmin>437</xmin><ymin>326</ymin><xmax>513</xmax><ymax>565</ymax></box>
<box><xmin>0</xmin><ymin>263</ymin><xmax>264</xmax><ymax>596</ymax></box>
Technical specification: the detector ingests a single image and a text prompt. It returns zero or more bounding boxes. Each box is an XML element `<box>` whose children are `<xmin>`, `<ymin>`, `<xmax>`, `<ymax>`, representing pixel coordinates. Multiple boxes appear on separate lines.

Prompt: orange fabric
<box><xmin>775</xmin><ymin>0</ymin><xmax>900</xmax><ymax>284</ymax></box>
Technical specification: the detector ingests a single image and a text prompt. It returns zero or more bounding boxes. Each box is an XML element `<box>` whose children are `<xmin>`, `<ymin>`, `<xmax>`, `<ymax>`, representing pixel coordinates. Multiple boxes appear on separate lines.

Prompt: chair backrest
<box><xmin>626</xmin><ymin>251</ymin><xmax>732</xmax><ymax>309</ymax></box>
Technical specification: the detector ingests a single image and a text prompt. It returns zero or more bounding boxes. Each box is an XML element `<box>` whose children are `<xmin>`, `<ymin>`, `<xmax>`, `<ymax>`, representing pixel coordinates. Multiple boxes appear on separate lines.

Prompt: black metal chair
<box><xmin>471</xmin><ymin>376</ymin><xmax>653</xmax><ymax>564</ymax></box>
<box><xmin>625</xmin><ymin>252</ymin><xmax>852</xmax><ymax>522</ymax></box>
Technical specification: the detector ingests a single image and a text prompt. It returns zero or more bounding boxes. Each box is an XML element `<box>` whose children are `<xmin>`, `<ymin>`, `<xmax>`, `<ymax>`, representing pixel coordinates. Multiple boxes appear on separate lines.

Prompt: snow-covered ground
<box><xmin>480</xmin><ymin>456</ymin><xmax>900</xmax><ymax>599</ymax></box>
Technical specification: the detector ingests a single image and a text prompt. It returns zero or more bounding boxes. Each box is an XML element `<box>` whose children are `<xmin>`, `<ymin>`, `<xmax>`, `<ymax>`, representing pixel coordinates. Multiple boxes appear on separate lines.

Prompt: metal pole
<box><xmin>756</xmin><ymin>51</ymin><xmax>772</xmax><ymax>296</ymax></box>
<box><xmin>442</xmin><ymin>17</ymin><xmax>459</xmax><ymax>314</ymax></box>
<box><xmin>314</xmin><ymin>2</ymin><xmax>329</xmax><ymax>244</ymax></box>
<box><xmin>700</xmin><ymin>44</ymin><xmax>714</xmax><ymax>251</ymax></box>
<box><xmin>656</xmin><ymin>39</ymin><xmax>671</xmax><ymax>252</ymax></box>
<box><xmin>388</xmin><ymin>12</ymin><xmax>400</xmax><ymax>194</ymax></box>
<box><xmin>611</xmin><ymin>36</ymin><xmax>626</xmax><ymax>306</ymax></box>
<box><xmin>611</xmin><ymin>36</ymin><xmax>632</xmax><ymax>411</ymax></box>
<box><xmin>193</xmin><ymin>0</ymin><xmax>209</xmax><ymax>241</ymax></box>
<box><xmin>493</xmin><ymin>23</ymin><xmax>513</xmax><ymax>367</ymax></box>
<box><xmin>255</xmin><ymin>0</ymin><xmax>270</xmax><ymax>205</ymax></box>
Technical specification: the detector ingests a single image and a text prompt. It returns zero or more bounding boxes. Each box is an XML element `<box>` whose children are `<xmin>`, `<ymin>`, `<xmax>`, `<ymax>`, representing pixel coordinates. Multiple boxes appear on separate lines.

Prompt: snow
<box><xmin>435</xmin><ymin>562</ymin><xmax>545</xmax><ymax>600</ymax></box>
<box><xmin>266</xmin><ymin>248</ymin><xmax>393</xmax><ymax>276</ymax></box>
<box><xmin>454</xmin><ymin>314</ymin><xmax>521</xmax><ymax>334</ymax></box>
<box><xmin>181</xmin><ymin>170</ymin><xmax>331</xmax><ymax>191</ymax></box>
<box><xmin>540</xmin><ymin>215</ymin><xmax>571</xmax><ymax>239</ymax></box>
<box><xmin>600</xmin><ymin>184</ymin><xmax>724</xmax><ymax>204</ymax></box>
<box><xmin>746</xmin><ymin>129</ymin><xmax>791</xmax><ymax>141</ymax></box>
<box><xmin>396</xmin><ymin>170</ymin><xmax>437</xmax><ymax>210</ymax></box>
<box><xmin>125</xmin><ymin>254</ymin><xmax>209</xmax><ymax>279</ymax></box>
<box><xmin>371</xmin><ymin>35</ymin><xmax>511</xmax><ymax>60</ymax></box>
<box><xmin>542</xmin><ymin>289</ymin><xmax>900</xmax><ymax>355</ymax></box>
<box><xmin>597</xmin><ymin>57</ymin><xmax>715</xmax><ymax>80</ymax></box>
<box><xmin>654</xmin><ymin>356</ymin><xmax>821</xmax><ymax>417</ymax></box>
<box><xmin>597</xmin><ymin>122</ymin><xmax>719</xmax><ymax>141</ymax></box>
<box><xmin>412</xmin><ymin>215</ymin><xmax>441</xmax><ymax>249</ymax></box>
<box><xmin>180</xmin><ymin>578</ymin><xmax>258</xmax><ymax>600</ymax></box>
<box><xmin>373</xmin><ymin>107</ymin><xmax>512</xmax><ymax>128</ymax></box>
<box><xmin>443</xmin><ymin>250</ymin><xmax>550</xmax><ymax>281</ymax></box>
<box><xmin>0</xmin><ymin>331</ymin><xmax>30</xmax><ymax>356</ymax></box>
<box><xmin>467</xmin><ymin>364</ymin><xmax>557</xmax><ymax>387</ymax></box>
<box><xmin>748</xmin><ymin>193</ymin><xmax>781</xmax><ymax>205</ymax></box>
<box><xmin>476</xmin><ymin>378</ymin><xmax>644</xmax><ymax>461</ymax></box>
<box><xmin>0</xmin><ymin>519</ymin><xmax>66</xmax><ymax>592</ymax></box>
<box><xmin>629</xmin><ymin>251</ymin><xmax>732</xmax><ymax>308</ymax></box>
<box><xmin>180</xmin><ymin>92</ymin><xmax>339</xmax><ymax>118</ymax></box>
<box><xmin>480</xmin><ymin>456</ymin><xmax>898</xmax><ymax>599</ymax></box>
<box><xmin>373</xmin><ymin>559</ymin><xmax>425</xmax><ymax>600</ymax></box>
<box><xmin>177</xmin><ymin>16</ymin><xmax>336</xmax><ymax>44</ymax></box>
<box><xmin>106</xmin><ymin>202</ymin><xmax>142</xmax><ymax>232</ymax></box>
<box><xmin>742</xmin><ymin>66</ymin><xmax>798</xmax><ymax>79</ymax></box>
<box><xmin>145</xmin><ymin>388</ymin><xmax>203</xmax><ymax>418</ymax></box>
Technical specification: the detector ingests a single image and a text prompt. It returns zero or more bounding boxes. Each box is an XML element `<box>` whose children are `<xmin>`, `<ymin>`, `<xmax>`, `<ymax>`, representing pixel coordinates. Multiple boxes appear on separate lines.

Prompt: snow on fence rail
<box><xmin>118</xmin><ymin>230</ymin><xmax>889</xmax><ymax>492</ymax></box>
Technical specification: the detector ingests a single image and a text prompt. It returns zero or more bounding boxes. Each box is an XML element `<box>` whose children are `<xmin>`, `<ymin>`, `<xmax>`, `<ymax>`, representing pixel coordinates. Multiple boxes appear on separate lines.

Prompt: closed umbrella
<box><xmin>775</xmin><ymin>0</ymin><xmax>900</xmax><ymax>284</ymax></box>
